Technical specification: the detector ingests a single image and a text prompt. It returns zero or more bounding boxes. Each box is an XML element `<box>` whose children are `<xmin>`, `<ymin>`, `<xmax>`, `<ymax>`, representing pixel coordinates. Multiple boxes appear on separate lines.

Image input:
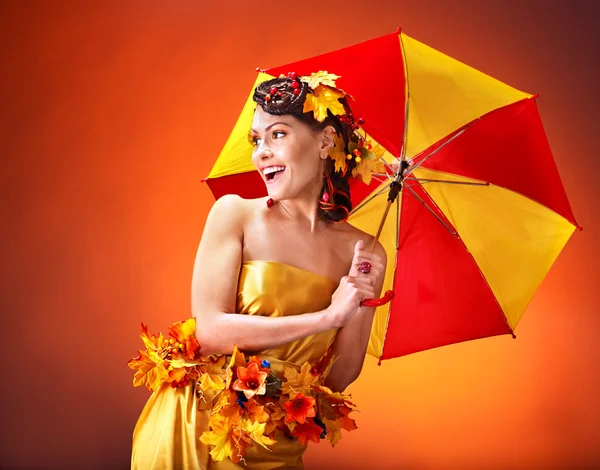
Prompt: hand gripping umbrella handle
<box><xmin>360</xmin><ymin>289</ymin><xmax>395</xmax><ymax>307</ymax></box>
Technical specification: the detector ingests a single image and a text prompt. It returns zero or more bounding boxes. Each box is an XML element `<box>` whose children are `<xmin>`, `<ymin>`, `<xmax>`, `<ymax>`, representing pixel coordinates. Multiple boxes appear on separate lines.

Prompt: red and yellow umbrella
<box><xmin>202</xmin><ymin>28</ymin><xmax>582</xmax><ymax>363</ymax></box>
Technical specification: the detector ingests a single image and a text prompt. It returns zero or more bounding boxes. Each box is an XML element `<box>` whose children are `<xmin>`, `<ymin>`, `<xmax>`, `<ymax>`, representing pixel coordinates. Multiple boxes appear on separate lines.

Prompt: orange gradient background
<box><xmin>2</xmin><ymin>1</ymin><xmax>599</xmax><ymax>469</ymax></box>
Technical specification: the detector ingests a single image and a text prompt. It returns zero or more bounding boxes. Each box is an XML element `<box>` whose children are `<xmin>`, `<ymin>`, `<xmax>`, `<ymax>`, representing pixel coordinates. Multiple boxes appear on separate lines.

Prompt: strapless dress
<box><xmin>131</xmin><ymin>260</ymin><xmax>341</xmax><ymax>469</ymax></box>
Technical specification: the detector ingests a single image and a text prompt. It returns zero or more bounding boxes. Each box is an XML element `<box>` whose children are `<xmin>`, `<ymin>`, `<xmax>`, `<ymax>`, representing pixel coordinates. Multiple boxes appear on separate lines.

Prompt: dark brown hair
<box><xmin>252</xmin><ymin>76</ymin><xmax>357</xmax><ymax>223</ymax></box>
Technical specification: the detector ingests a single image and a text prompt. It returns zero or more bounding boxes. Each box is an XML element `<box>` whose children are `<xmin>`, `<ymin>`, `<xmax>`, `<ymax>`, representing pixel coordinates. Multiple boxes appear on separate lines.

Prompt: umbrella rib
<box><xmin>408</xmin><ymin>178</ymin><xmax>489</xmax><ymax>186</ymax></box>
<box><xmin>395</xmin><ymin>186</ymin><xmax>402</xmax><ymax>251</ymax></box>
<box><xmin>380</xmin><ymin>159</ymin><xmax>396</xmax><ymax>177</ymax></box>
<box><xmin>399</xmin><ymin>32</ymin><xmax>410</xmax><ymax>159</ymax></box>
<box><xmin>404</xmin><ymin>126</ymin><xmax>470</xmax><ymax>177</ymax></box>
<box><xmin>405</xmin><ymin>185</ymin><xmax>458</xmax><ymax>238</ymax></box>
<box><xmin>349</xmin><ymin>181</ymin><xmax>392</xmax><ymax>215</ymax></box>
<box><xmin>371</xmin><ymin>174</ymin><xmax>389</xmax><ymax>184</ymax></box>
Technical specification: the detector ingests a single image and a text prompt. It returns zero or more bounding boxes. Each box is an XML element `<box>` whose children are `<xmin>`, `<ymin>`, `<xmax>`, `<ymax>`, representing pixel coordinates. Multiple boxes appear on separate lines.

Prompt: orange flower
<box><xmin>284</xmin><ymin>393</ymin><xmax>316</xmax><ymax>424</ymax></box>
<box><xmin>290</xmin><ymin>419</ymin><xmax>323</xmax><ymax>445</ymax></box>
<box><xmin>232</xmin><ymin>362</ymin><xmax>268</xmax><ymax>399</ymax></box>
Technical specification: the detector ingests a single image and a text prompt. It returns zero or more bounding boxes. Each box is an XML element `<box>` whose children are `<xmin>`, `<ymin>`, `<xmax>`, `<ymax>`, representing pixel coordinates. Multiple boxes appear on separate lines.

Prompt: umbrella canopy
<box><xmin>203</xmin><ymin>28</ymin><xmax>581</xmax><ymax>363</ymax></box>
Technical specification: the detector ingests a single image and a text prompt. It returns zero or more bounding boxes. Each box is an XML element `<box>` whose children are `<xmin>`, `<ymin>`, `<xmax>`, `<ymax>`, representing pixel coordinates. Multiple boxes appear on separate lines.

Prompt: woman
<box><xmin>131</xmin><ymin>71</ymin><xmax>387</xmax><ymax>469</ymax></box>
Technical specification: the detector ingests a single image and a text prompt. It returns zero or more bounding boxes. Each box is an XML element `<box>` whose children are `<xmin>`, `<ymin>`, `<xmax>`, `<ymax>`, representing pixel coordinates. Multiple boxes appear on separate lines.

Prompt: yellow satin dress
<box><xmin>131</xmin><ymin>260</ymin><xmax>340</xmax><ymax>469</ymax></box>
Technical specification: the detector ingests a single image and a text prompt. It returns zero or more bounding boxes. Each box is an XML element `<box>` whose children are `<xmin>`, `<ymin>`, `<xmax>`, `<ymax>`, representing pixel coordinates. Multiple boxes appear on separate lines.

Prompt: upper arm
<box><xmin>191</xmin><ymin>194</ymin><xmax>246</xmax><ymax>331</ymax></box>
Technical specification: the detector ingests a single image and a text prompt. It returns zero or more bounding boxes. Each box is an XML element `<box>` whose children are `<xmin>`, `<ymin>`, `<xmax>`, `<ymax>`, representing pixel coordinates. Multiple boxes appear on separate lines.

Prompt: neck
<box><xmin>274</xmin><ymin>185</ymin><xmax>327</xmax><ymax>233</ymax></box>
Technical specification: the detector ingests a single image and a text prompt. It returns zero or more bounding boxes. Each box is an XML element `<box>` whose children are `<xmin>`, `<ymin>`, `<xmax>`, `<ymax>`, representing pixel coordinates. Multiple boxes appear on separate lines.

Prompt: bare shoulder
<box><xmin>209</xmin><ymin>193</ymin><xmax>246</xmax><ymax>219</ymax></box>
<box><xmin>206</xmin><ymin>194</ymin><xmax>259</xmax><ymax>226</ymax></box>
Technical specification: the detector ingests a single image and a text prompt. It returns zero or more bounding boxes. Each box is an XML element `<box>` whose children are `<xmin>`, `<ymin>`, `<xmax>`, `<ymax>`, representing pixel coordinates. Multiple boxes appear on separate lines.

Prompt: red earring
<box><xmin>266</xmin><ymin>198</ymin><xmax>274</xmax><ymax>208</ymax></box>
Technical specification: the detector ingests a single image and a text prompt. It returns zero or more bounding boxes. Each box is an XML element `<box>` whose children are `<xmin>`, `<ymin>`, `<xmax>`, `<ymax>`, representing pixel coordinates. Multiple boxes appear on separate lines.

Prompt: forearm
<box><xmin>194</xmin><ymin>308</ymin><xmax>336</xmax><ymax>356</ymax></box>
<box><xmin>324</xmin><ymin>308</ymin><xmax>375</xmax><ymax>393</ymax></box>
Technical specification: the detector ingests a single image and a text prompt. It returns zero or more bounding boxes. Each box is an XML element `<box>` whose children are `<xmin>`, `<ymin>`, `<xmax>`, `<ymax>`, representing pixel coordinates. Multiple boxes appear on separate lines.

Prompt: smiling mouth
<box><xmin>264</xmin><ymin>166</ymin><xmax>286</xmax><ymax>183</ymax></box>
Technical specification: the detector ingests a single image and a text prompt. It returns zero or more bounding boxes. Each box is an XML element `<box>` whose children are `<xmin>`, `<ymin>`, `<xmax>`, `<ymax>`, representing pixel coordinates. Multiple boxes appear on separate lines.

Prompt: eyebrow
<box><xmin>250</xmin><ymin>121</ymin><xmax>292</xmax><ymax>134</ymax></box>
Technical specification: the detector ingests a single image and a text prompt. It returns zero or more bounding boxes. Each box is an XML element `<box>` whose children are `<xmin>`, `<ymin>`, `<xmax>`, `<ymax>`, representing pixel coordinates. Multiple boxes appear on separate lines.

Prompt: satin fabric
<box><xmin>131</xmin><ymin>260</ymin><xmax>340</xmax><ymax>469</ymax></box>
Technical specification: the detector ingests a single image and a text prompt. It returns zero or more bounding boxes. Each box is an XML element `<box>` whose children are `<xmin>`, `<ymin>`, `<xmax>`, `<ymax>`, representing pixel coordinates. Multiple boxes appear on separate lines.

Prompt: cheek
<box><xmin>250</xmin><ymin>150</ymin><xmax>260</xmax><ymax>168</ymax></box>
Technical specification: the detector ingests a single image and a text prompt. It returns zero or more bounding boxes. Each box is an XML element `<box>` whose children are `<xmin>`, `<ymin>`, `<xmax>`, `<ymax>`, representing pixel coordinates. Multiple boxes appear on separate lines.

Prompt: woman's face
<box><xmin>250</xmin><ymin>106</ymin><xmax>330</xmax><ymax>202</ymax></box>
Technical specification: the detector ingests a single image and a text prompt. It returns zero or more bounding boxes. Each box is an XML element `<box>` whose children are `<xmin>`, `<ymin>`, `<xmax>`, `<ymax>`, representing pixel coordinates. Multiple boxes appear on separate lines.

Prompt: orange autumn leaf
<box><xmin>312</xmin><ymin>384</ymin><xmax>356</xmax><ymax>407</ymax></box>
<box><xmin>264</xmin><ymin>416</ymin><xmax>285</xmax><ymax>438</ymax></box>
<box><xmin>243</xmin><ymin>399</ymin><xmax>270</xmax><ymax>424</ymax></box>
<box><xmin>195</xmin><ymin>355</ymin><xmax>227</xmax><ymax>397</ymax></box>
<box><xmin>303</xmin><ymin>85</ymin><xmax>345</xmax><ymax>122</ymax></box>
<box><xmin>246</xmin><ymin>356</ymin><xmax>271</xmax><ymax>374</ymax></box>
<box><xmin>367</xmin><ymin>139</ymin><xmax>387</xmax><ymax>159</ymax></box>
<box><xmin>168</xmin><ymin>318</ymin><xmax>200</xmax><ymax>360</ymax></box>
<box><xmin>311</xmin><ymin>346</ymin><xmax>341</xmax><ymax>380</ymax></box>
<box><xmin>339</xmin><ymin>413</ymin><xmax>358</xmax><ymax>432</ymax></box>
<box><xmin>167</xmin><ymin>367</ymin><xmax>188</xmax><ymax>384</ymax></box>
<box><xmin>351</xmin><ymin>149</ymin><xmax>386</xmax><ymax>186</ymax></box>
<box><xmin>200</xmin><ymin>415</ymin><xmax>252</xmax><ymax>463</ymax></box>
<box><xmin>335</xmin><ymin>403</ymin><xmax>358</xmax><ymax>431</ymax></box>
<box><xmin>300</xmin><ymin>70</ymin><xmax>341</xmax><ymax>89</ymax></box>
<box><xmin>328</xmin><ymin>132</ymin><xmax>347</xmax><ymax>174</ymax></box>
<box><xmin>139</xmin><ymin>323</ymin><xmax>170</xmax><ymax>351</ymax></box>
<box><xmin>127</xmin><ymin>349</ymin><xmax>168</xmax><ymax>392</ymax></box>
<box><xmin>291</xmin><ymin>419</ymin><xmax>323</xmax><ymax>445</ymax></box>
<box><xmin>264</xmin><ymin>399</ymin><xmax>287</xmax><ymax>422</ymax></box>
<box><xmin>282</xmin><ymin>362</ymin><xmax>319</xmax><ymax>398</ymax></box>
<box><xmin>263</xmin><ymin>398</ymin><xmax>287</xmax><ymax>437</ymax></box>
<box><xmin>241</xmin><ymin>420</ymin><xmax>276</xmax><ymax>449</ymax></box>
<box><xmin>321</xmin><ymin>417</ymin><xmax>343</xmax><ymax>446</ymax></box>
<box><xmin>225</xmin><ymin>344</ymin><xmax>247</xmax><ymax>389</ymax></box>
<box><xmin>212</xmin><ymin>389</ymin><xmax>239</xmax><ymax>415</ymax></box>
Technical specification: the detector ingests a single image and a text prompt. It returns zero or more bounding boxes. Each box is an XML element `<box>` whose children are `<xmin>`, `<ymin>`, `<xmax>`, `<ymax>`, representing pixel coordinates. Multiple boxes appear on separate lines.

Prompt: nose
<box><xmin>255</xmin><ymin>141</ymin><xmax>273</xmax><ymax>160</ymax></box>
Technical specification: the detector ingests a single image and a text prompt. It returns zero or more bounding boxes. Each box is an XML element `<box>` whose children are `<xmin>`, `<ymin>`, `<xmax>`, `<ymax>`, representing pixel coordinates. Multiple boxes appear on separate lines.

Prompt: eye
<box><xmin>248</xmin><ymin>135</ymin><xmax>261</xmax><ymax>147</ymax></box>
<box><xmin>272</xmin><ymin>130</ymin><xmax>286</xmax><ymax>139</ymax></box>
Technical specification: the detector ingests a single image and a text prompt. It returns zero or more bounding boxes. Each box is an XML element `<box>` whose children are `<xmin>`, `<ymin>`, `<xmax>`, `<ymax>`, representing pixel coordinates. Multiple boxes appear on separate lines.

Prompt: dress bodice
<box><xmin>235</xmin><ymin>260</ymin><xmax>340</xmax><ymax>368</ymax></box>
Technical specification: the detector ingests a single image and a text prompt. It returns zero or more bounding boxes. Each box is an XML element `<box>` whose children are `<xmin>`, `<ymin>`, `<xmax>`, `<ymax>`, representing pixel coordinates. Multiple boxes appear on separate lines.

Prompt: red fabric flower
<box><xmin>284</xmin><ymin>393</ymin><xmax>316</xmax><ymax>424</ymax></box>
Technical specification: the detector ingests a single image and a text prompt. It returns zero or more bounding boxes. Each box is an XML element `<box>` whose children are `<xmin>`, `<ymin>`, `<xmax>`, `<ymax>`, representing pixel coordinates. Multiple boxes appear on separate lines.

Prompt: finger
<box><xmin>351</xmin><ymin>262</ymin><xmax>383</xmax><ymax>281</ymax></box>
<box><xmin>354</xmin><ymin>239</ymin><xmax>364</xmax><ymax>256</ymax></box>
<box><xmin>353</xmin><ymin>252</ymin><xmax>382</xmax><ymax>265</ymax></box>
<box><xmin>351</xmin><ymin>240</ymin><xmax>365</xmax><ymax>266</ymax></box>
<box><xmin>352</xmin><ymin>257</ymin><xmax>383</xmax><ymax>273</ymax></box>
<box><xmin>350</xmin><ymin>274</ymin><xmax>377</xmax><ymax>288</ymax></box>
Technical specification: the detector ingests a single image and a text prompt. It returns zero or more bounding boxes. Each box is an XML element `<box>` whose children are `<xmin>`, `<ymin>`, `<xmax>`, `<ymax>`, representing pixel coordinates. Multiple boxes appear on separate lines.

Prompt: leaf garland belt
<box><xmin>127</xmin><ymin>318</ymin><xmax>359</xmax><ymax>465</ymax></box>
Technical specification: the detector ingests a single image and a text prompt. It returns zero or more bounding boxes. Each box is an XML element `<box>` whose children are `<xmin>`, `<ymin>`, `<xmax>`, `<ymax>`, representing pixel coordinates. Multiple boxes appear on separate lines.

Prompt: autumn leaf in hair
<box><xmin>348</xmin><ymin>140</ymin><xmax>387</xmax><ymax>186</ymax></box>
<box><xmin>300</xmin><ymin>71</ymin><xmax>341</xmax><ymax>89</ymax></box>
<box><xmin>303</xmin><ymin>85</ymin><xmax>346</xmax><ymax>122</ymax></box>
<box><xmin>328</xmin><ymin>132</ymin><xmax>348</xmax><ymax>173</ymax></box>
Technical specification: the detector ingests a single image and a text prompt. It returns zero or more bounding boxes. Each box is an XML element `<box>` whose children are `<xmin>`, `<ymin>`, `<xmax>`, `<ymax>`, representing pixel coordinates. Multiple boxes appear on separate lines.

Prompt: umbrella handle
<box><xmin>360</xmin><ymin>290</ymin><xmax>395</xmax><ymax>307</ymax></box>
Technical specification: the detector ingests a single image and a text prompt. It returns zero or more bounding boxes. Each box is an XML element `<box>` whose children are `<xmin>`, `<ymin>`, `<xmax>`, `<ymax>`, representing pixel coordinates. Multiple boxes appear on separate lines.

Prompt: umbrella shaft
<box><xmin>370</xmin><ymin>199</ymin><xmax>393</xmax><ymax>253</ymax></box>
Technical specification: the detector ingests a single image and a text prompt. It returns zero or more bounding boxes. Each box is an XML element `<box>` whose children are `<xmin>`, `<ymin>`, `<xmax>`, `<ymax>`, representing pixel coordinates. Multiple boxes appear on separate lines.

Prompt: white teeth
<box><xmin>263</xmin><ymin>166</ymin><xmax>286</xmax><ymax>175</ymax></box>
